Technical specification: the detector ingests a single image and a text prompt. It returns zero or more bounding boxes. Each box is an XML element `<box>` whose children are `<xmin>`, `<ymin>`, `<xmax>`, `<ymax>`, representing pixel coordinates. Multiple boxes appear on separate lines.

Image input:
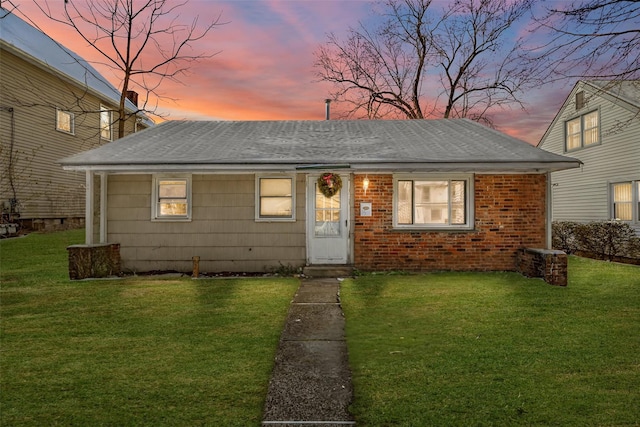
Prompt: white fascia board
<box><xmin>349</xmin><ymin>161</ymin><xmax>583</xmax><ymax>173</ymax></box>
<box><xmin>61</xmin><ymin>163</ymin><xmax>303</xmax><ymax>173</ymax></box>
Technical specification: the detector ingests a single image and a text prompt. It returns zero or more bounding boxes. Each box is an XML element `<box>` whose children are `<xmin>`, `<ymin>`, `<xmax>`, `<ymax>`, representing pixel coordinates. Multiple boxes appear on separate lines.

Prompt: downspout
<box><xmin>546</xmin><ymin>172</ymin><xmax>552</xmax><ymax>249</ymax></box>
<box><xmin>85</xmin><ymin>171</ymin><xmax>94</xmax><ymax>245</ymax></box>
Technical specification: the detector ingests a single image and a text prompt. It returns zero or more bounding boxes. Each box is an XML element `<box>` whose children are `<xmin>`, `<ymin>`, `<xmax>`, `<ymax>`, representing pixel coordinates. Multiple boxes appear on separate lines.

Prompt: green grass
<box><xmin>4</xmin><ymin>231</ymin><xmax>639</xmax><ymax>425</ymax></box>
<box><xmin>1</xmin><ymin>230</ymin><xmax>299</xmax><ymax>426</ymax></box>
<box><xmin>342</xmin><ymin>258</ymin><xmax>640</xmax><ymax>426</ymax></box>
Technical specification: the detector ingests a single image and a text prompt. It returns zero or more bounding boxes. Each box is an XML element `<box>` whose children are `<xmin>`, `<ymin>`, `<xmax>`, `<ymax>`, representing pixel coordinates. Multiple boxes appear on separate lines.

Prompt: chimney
<box><xmin>126</xmin><ymin>90</ymin><xmax>138</xmax><ymax>107</ymax></box>
<box><xmin>325</xmin><ymin>99</ymin><xmax>331</xmax><ymax>120</ymax></box>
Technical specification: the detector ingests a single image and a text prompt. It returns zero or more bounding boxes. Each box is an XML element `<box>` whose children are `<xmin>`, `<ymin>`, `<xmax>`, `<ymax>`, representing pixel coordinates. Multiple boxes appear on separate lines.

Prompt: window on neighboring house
<box><xmin>256</xmin><ymin>176</ymin><xmax>295</xmax><ymax>220</ymax></box>
<box><xmin>565</xmin><ymin>110</ymin><xmax>599</xmax><ymax>151</ymax></box>
<box><xmin>611</xmin><ymin>181</ymin><xmax>639</xmax><ymax>224</ymax></box>
<box><xmin>394</xmin><ymin>175</ymin><xmax>473</xmax><ymax>229</ymax></box>
<box><xmin>100</xmin><ymin>105</ymin><xmax>112</xmax><ymax>140</ymax></box>
<box><xmin>152</xmin><ymin>175</ymin><xmax>191</xmax><ymax>221</ymax></box>
<box><xmin>56</xmin><ymin>109</ymin><xmax>74</xmax><ymax>134</ymax></box>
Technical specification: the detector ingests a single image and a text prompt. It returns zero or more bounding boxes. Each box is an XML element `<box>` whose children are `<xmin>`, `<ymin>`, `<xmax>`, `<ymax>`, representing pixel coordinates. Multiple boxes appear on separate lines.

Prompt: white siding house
<box><xmin>538</xmin><ymin>80</ymin><xmax>640</xmax><ymax>234</ymax></box>
<box><xmin>0</xmin><ymin>8</ymin><xmax>152</xmax><ymax>231</ymax></box>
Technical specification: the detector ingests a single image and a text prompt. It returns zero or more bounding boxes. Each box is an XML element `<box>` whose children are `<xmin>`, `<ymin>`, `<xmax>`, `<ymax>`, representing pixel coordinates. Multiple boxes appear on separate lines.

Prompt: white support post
<box><xmin>546</xmin><ymin>172</ymin><xmax>552</xmax><ymax>249</ymax></box>
<box><xmin>99</xmin><ymin>172</ymin><xmax>107</xmax><ymax>243</ymax></box>
<box><xmin>85</xmin><ymin>170</ymin><xmax>94</xmax><ymax>245</ymax></box>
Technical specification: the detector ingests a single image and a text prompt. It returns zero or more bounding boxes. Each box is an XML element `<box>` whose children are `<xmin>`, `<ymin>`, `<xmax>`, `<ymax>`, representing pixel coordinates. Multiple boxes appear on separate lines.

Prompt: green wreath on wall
<box><xmin>317</xmin><ymin>173</ymin><xmax>342</xmax><ymax>198</ymax></box>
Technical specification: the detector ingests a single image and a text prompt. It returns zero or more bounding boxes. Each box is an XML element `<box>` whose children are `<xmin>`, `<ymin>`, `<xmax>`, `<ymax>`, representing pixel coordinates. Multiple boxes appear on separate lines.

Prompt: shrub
<box><xmin>552</xmin><ymin>221</ymin><xmax>580</xmax><ymax>254</ymax></box>
<box><xmin>552</xmin><ymin>221</ymin><xmax>640</xmax><ymax>261</ymax></box>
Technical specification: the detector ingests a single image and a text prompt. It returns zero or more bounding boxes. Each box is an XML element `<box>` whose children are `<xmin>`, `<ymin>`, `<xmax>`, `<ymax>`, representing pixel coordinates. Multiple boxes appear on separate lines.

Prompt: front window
<box><xmin>565</xmin><ymin>110</ymin><xmax>599</xmax><ymax>151</ymax></box>
<box><xmin>256</xmin><ymin>176</ymin><xmax>294</xmax><ymax>220</ymax></box>
<box><xmin>100</xmin><ymin>105</ymin><xmax>112</xmax><ymax>140</ymax></box>
<box><xmin>394</xmin><ymin>175</ymin><xmax>473</xmax><ymax>229</ymax></box>
<box><xmin>56</xmin><ymin>109</ymin><xmax>74</xmax><ymax>134</ymax></box>
<box><xmin>611</xmin><ymin>182</ymin><xmax>640</xmax><ymax>224</ymax></box>
<box><xmin>152</xmin><ymin>175</ymin><xmax>191</xmax><ymax>221</ymax></box>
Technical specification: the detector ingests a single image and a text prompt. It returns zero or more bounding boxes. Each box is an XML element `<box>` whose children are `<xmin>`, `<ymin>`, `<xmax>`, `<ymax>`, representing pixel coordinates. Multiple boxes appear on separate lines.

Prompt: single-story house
<box><xmin>60</xmin><ymin>119</ymin><xmax>581</xmax><ymax>275</ymax></box>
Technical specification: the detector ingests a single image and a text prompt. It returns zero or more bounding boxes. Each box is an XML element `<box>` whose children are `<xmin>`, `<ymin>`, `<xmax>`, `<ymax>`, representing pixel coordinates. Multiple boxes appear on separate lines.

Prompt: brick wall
<box><xmin>516</xmin><ymin>248</ymin><xmax>568</xmax><ymax>286</ymax></box>
<box><xmin>353</xmin><ymin>174</ymin><xmax>547</xmax><ymax>271</ymax></box>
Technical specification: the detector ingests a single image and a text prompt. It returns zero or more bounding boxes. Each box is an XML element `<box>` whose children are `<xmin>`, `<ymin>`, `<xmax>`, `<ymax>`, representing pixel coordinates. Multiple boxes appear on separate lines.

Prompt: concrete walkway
<box><xmin>262</xmin><ymin>278</ymin><xmax>355</xmax><ymax>426</ymax></box>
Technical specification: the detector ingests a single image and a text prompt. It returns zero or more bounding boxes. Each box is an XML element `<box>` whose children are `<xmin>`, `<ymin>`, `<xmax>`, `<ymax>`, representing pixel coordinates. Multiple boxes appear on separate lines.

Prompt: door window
<box><xmin>315</xmin><ymin>184</ymin><xmax>341</xmax><ymax>237</ymax></box>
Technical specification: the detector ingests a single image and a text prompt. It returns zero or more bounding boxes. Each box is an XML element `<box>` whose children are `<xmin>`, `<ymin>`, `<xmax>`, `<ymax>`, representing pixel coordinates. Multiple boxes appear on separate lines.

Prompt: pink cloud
<box><xmin>9</xmin><ymin>0</ymin><xmax>577</xmax><ymax>146</ymax></box>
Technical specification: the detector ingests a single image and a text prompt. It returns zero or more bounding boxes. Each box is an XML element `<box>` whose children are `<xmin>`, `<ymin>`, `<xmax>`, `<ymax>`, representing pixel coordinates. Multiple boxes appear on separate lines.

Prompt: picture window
<box><xmin>394</xmin><ymin>174</ymin><xmax>473</xmax><ymax>230</ymax></box>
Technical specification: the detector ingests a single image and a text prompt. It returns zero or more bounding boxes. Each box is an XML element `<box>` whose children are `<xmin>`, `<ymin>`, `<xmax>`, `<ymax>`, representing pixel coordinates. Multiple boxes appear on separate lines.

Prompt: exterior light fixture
<box><xmin>363</xmin><ymin>175</ymin><xmax>370</xmax><ymax>194</ymax></box>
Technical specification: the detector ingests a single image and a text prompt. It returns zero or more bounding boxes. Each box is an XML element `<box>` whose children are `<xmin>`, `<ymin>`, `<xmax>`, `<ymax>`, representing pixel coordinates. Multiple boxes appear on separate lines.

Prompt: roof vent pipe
<box><xmin>325</xmin><ymin>99</ymin><xmax>331</xmax><ymax>120</ymax></box>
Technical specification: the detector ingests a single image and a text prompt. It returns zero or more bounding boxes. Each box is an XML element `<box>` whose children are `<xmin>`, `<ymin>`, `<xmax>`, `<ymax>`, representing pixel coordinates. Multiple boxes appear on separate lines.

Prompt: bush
<box><xmin>552</xmin><ymin>221</ymin><xmax>640</xmax><ymax>261</ymax></box>
<box><xmin>552</xmin><ymin>221</ymin><xmax>580</xmax><ymax>254</ymax></box>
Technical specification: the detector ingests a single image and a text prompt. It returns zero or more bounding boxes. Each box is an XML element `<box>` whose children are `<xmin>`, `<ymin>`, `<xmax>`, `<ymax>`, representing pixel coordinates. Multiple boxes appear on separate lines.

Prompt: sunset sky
<box><xmin>10</xmin><ymin>0</ymin><xmax>582</xmax><ymax>145</ymax></box>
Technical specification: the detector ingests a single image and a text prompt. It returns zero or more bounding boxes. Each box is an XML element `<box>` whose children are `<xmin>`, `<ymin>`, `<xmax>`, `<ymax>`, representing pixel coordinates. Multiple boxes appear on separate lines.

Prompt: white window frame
<box><xmin>255</xmin><ymin>174</ymin><xmax>296</xmax><ymax>222</ymax></box>
<box><xmin>56</xmin><ymin>108</ymin><xmax>75</xmax><ymax>134</ymax></box>
<box><xmin>610</xmin><ymin>180</ymin><xmax>639</xmax><ymax>225</ymax></box>
<box><xmin>100</xmin><ymin>105</ymin><xmax>113</xmax><ymax>141</ymax></box>
<box><xmin>565</xmin><ymin>109</ymin><xmax>600</xmax><ymax>152</ymax></box>
<box><xmin>151</xmin><ymin>174</ymin><xmax>192</xmax><ymax>221</ymax></box>
<box><xmin>393</xmin><ymin>174</ymin><xmax>474</xmax><ymax>230</ymax></box>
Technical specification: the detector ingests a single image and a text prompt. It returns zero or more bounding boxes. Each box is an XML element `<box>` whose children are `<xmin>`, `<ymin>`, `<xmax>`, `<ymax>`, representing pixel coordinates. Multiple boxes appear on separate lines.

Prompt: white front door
<box><xmin>307</xmin><ymin>174</ymin><xmax>350</xmax><ymax>264</ymax></box>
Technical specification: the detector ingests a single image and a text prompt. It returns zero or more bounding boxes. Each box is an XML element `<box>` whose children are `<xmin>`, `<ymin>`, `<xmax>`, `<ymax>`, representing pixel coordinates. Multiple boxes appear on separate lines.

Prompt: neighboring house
<box><xmin>0</xmin><ymin>9</ymin><xmax>152</xmax><ymax>231</ymax></box>
<box><xmin>538</xmin><ymin>80</ymin><xmax>640</xmax><ymax>235</ymax></box>
<box><xmin>60</xmin><ymin>119</ymin><xmax>580</xmax><ymax>274</ymax></box>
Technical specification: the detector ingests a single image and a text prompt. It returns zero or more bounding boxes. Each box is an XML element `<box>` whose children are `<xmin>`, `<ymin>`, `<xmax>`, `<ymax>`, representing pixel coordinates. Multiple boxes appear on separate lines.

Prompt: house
<box><xmin>60</xmin><ymin>119</ymin><xmax>581</xmax><ymax>275</ymax></box>
<box><xmin>0</xmin><ymin>8</ymin><xmax>152</xmax><ymax>232</ymax></box>
<box><xmin>538</xmin><ymin>80</ymin><xmax>640</xmax><ymax>235</ymax></box>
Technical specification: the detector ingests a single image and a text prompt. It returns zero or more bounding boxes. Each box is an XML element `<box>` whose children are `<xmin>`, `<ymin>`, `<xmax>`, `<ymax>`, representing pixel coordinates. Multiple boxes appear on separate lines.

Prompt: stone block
<box><xmin>517</xmin><ymin>248</ymin><xmax>567</xmax><ymax>286</ymax></box>
<box><xmin>67</xmin><ymin>243</ymin><xmax>121</xmax><ymax>280</ymax></box>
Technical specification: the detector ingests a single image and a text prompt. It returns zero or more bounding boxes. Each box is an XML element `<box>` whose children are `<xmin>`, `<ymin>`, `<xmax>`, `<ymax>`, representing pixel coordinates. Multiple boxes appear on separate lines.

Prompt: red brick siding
<box><xmin>353</xmin><ymin>174</ymin><xmax>547</xmax><ymax>271</ymax></box>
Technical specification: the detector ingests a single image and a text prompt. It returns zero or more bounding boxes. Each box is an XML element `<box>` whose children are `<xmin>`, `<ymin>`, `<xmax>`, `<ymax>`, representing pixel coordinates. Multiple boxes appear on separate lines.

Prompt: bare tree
<box><xmin>36</xmin><ymin>0</ymin><xmax>224</xmax><ymax>138</ymax></box>
<box><xmin>314</xmin><ymin>0</ymin><xmax>537</xmax><ymax>126</ymax></box>
<box><xmin>530</xmin><ymin>0</ymin><xmax>639</xmax><ymax>81</ymax></box>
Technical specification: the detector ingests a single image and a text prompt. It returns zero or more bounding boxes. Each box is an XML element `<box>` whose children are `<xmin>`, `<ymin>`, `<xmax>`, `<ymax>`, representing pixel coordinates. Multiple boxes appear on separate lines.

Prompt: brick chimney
<box><xmin>126</xmin><ymin>90</ymin><xmax>138</xmax><ymax>107</ymax></box>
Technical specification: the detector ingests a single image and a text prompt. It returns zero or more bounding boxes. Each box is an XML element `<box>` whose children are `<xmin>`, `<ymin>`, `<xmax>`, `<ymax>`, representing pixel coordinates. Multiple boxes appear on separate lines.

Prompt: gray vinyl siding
<box><xmin>540</xmin><ymin>82</ymin><xmax>640</xmax><ymax>233</ymax></box>
<box><xmin>0</xmin><ymin>49</ymin><xmax>140</xmax><ymax>222</ymax></box>
<box><xmin>107</xmin><ymin>174</ymin><xmax>307</xmax><ymax>273</ymax></box>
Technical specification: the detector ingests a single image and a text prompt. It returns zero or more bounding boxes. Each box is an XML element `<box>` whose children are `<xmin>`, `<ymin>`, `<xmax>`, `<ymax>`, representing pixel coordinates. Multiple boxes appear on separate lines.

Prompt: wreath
<box><xmin>317</xmin><ymin>173</ymin><xmax>343</xmax><ymax>198</ymax></box>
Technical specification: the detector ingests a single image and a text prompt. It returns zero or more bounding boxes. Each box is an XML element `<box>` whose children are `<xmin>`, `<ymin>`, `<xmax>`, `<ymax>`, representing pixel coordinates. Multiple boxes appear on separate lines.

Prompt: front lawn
<box><xmin>342</xmin><ymin>258</ymin><xmax>640</xmax><ymax>426</ymax></box>
<box><xmin>1</xmin><ymin>230</ymin><xmax>298</xmax><ymax>426</ymax></box>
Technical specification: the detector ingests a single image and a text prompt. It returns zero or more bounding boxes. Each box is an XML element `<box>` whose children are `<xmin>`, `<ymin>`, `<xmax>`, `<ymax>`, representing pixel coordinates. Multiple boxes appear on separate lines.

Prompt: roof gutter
<box><xmin>62</xmin><ymin>160</ymin><xmax>582</xmax><ymax>174</ymax></box>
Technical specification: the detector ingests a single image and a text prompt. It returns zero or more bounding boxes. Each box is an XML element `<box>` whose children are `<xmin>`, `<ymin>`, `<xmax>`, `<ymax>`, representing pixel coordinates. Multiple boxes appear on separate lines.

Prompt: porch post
<box><xmin>85</xmin><ymin>170</ymin><xmax>94</xmax><ymax>245</ymax></box>
<box><xmin>99</xmin><ymin>172</ymin><xmax>107</xmax><ymax>243</ymax></box>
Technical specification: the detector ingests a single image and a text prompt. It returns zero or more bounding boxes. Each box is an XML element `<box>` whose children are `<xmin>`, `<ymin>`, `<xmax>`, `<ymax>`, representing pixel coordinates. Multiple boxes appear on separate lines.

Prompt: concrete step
<box><xmin>302</xmin><ymin>265</ymin><xmax>354</xmax><ymax>278</ymax></box>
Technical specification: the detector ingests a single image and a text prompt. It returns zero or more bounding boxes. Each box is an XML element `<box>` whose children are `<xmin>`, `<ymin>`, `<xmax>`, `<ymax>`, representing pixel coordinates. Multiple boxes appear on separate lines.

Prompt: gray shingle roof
<box><xmin>60</xmin><ymin>119</ymin><xmax>581</xmax><ymax>172</ymax></box>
